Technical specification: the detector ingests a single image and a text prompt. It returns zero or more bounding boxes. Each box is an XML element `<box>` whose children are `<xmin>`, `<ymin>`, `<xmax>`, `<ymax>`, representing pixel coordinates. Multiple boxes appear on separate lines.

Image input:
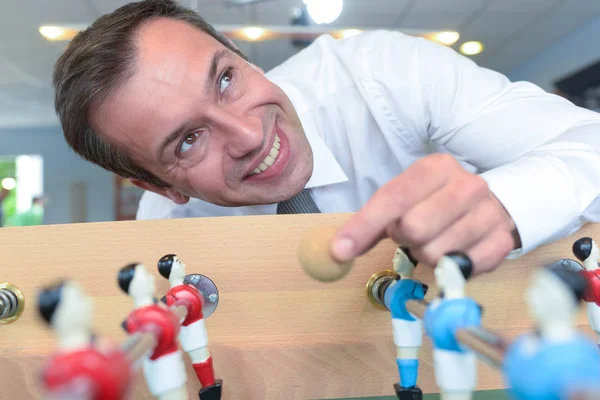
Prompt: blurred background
<box><xmin>1</xmin><ymin>0</ymin><xmax>600</xmax><ymax>226</ymax></box>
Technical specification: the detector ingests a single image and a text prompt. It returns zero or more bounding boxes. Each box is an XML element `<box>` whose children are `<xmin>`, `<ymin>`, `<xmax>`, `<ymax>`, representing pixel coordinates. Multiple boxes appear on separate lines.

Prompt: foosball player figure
<box><xmin>503</xmin><ymin>265</ymin><xmax>600</xmax><ymax>400</ymax></box>
<box><xmin>38</xmin><ymin>280</ymin><xmax>132</xmax><ymax>400</ymax></box>
<box><xmin>118</xmin><ymin>263</ymin><xmax>188</xmax><ymax>400</ymax></box>
<box><xmin>158</xmin><ymin>254</ymin><xmax>222</xmax><ymax>400</ymax></box>
<box><xmin>383</xmin><ymin>247</ymin><xmax>428</xmax><ymax>400</ymax></box>
<box><xmin>572</xmin><ymin>236</ymin><xmax>600</xmax><ymax>344</ymax></box>
<box><xmin>423</xmin><ymin>252</ymin><xmax>481</xmax><ymax>400</ymax></box>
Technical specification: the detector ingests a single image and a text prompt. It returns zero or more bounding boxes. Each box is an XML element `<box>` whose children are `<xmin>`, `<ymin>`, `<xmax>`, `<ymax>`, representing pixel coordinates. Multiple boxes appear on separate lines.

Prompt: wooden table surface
<box><xmin>0</xmin><ymin>213</ymin><xmax>596</xmax><ymax>399</ymax></box>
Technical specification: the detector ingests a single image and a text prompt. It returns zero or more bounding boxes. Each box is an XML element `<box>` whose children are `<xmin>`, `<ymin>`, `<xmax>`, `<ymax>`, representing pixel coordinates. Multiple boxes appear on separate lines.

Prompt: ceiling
<box><xmin>2</xmin><ymin>0</ymin><xmax>600</xmax><ymax>129</ymax></box>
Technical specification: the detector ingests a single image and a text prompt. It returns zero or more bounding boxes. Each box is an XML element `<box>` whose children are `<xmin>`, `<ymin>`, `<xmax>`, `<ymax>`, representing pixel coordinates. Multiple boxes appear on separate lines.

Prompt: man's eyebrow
<box><xmin>156</xmin><ymin>50</ymin><xmax>232</xmax><ymax>164</ymax></box>
<box><xmin>206</xmin><ymin>49</ymin><xmax>231</xmax><ymax>89</ymax></box>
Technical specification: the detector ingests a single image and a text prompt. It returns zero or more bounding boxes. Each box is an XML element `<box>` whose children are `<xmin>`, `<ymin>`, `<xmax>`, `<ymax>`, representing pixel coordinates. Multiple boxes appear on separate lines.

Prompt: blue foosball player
<box><xmin>423</xmin><ymin>252</ymin><xmax>482</xmax><ymax>400</ymax></box>
<box><xmin>503</xmin><ymin>265</ymin><xmax>600</xmax><ymax>400</ymax></box>
<box><xmin>383</xmin><ymin>247</ymin><xmax>428</xmax><ymax>400</ymax></box>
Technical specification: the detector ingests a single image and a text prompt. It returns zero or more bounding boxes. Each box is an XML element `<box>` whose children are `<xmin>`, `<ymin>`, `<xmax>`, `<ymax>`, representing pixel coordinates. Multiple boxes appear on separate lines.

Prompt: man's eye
<box><xmin>219</xmin><ymin>68</ymin><xmax>233</xmax><ymax>93</ymax></box>
<box><xmin>179</xmin><ymin>131</ymin><xmax>200</xmax><ymax>154</ymax></box>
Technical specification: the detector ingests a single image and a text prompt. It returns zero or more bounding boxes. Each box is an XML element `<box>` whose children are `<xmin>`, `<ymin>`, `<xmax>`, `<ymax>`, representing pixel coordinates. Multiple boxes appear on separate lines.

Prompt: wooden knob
<box><xmin>298</xmin><ymin>226</ymin><xmax>354</xmax><ymax>282</ymax></box>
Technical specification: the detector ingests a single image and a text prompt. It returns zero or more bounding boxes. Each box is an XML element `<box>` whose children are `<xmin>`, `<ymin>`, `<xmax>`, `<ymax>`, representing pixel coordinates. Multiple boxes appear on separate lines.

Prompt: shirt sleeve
<box><xmin>358</xmin><ymin>30</ymin><xmax>600</xmax><ymax>257</ymax></box>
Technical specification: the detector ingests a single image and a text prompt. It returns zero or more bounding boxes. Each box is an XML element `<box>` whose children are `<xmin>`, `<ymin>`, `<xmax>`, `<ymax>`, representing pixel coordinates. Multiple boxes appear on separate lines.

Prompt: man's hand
<box><xmin>330</xmin><ymin>153</ymin><xmax>520</xmax><ymax>274</ymax></box>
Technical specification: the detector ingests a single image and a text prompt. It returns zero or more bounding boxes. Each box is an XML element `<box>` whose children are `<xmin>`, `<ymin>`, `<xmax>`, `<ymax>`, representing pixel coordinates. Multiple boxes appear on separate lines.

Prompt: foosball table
<box><xmin>0</xmin><ymin>213</ymin><xmax>599</xmax><ymax>399</ymax></box>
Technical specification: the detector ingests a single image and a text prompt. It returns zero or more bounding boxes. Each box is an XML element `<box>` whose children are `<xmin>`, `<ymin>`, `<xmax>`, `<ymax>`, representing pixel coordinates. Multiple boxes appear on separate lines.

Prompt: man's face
<box><xmin>91</xmin><ymin>18</ymin><xmax>313</xmax><ymax>207</ymax></box>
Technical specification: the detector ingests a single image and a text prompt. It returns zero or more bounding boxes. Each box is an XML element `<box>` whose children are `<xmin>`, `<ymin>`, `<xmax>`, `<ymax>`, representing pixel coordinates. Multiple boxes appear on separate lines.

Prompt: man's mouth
<box><xmin>249</xmin><ymin>134</ymin><xmax>281</xmax><ymax>176</ymax></box>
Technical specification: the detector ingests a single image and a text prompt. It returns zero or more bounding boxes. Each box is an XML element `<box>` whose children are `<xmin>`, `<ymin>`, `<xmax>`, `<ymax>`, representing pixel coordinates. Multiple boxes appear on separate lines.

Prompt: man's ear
<box><xmin>129</xmin><ymin>178</ymin><xmax>190</xmax><ymax>205</ymax></box>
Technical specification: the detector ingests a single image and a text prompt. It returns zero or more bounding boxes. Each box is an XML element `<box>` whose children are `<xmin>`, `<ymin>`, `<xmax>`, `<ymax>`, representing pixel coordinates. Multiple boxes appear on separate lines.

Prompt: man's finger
<box><xmin>330</xmin><ymin>156</ymin><xmax>453</xmax><ymax>261</ymax></box>
<box><xmin>464</xmin><ymin>227</ymin><xmax>514</xmax><ymax>274</ymax></box>
<box><xmin>408</xmin><ymin>197</ymin><xmax>503</xmax><ymax>265</ymax></box>
<box><xmin>386</xmin><ymin>175</ymin><xmax>490</xmax><ymax>247</ymax></box>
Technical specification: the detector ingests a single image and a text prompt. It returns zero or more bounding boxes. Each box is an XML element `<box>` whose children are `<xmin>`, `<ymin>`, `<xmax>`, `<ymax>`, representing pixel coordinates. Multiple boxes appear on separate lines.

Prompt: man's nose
<box><xmin>214</xmin><ymin>111</ymin><xmax>264</xmax><ymax>159</ymax></box>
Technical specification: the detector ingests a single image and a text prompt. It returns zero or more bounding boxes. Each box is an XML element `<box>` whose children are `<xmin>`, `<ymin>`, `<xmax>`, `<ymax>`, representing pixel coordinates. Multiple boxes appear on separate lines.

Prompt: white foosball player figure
<box><xmin>383</xmin><ymin>247</ymin><xmax>428</xmax><ymax>400</ymax></box>
<box><xmin>423</xmin><ymin>252</ymin><xmax>481</xmax><ymax>400</ymax></box>
<box><xmin>157</xmin><ymin>254</ymin><xmax>222</xmax><ymax>400</ymax></box>
<box><xmin>503</xmin><ymin>265</ymin><xmax>600</xmax><ymax>400</ymax></box>
<box><xmin>118</xmin><ymin>263</ymin><xmax>188</xmax><ymax>400</ymax></box>
<box><xmin>572</xmin><ymin>236</ymin><xmax>600</xmax><ymax>344</ymax></box>
<box><xmin>38</xmin><ymin>280</ymin><xmax>132</xmax><ymax>400</ymax></box>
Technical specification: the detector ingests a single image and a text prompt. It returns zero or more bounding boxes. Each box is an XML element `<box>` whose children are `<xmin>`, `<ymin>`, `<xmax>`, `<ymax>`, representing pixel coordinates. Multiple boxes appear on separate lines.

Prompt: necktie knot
<box><xmin>277</xmin><ymin>189</ymin><xmax>321</xmax><ymax>214</ymax></box>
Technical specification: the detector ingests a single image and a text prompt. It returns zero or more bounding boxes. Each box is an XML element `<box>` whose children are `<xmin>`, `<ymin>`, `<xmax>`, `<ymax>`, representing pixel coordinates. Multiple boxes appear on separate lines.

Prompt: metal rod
<box><xmin>44</xmin><ymin>381</ymin><xmax>93</xmax><ymax>400</ymax></box>
<box><xmin>455</xmin><ymin>327</ymin><xmax>507</xmax><ymax>369</ymax></box>
<box><xmin>405</xmin><ymin>299</ymin><xmax>507</xmax><ymax>368</ymax></box>
<box><xmin>119</xmin><ymin>305</ymin><xmax>187</xmax><ymax>364</ymax></box>
<box><xmin>171</xmin><ymin>304</ymin><xmax>188</xmax><ymax>322</ymax></box>
<box><xmin>405</xmin><ymin>299</ymin><xmax>600</xmax><ymax>399</ymax></box>
<box><xmin>0</xmin><ymin>289</ymin><xmax>17</xmax><ymax>319</ymax></box>
<box><xmin>0</xmin><ymin>283</ymin><xmax>25</xmax><ymax>324</ymax></box>
<box><xmin>568</xmin><ymin>391</ymin><xmax>600</xmax><ymax>400</ymax></box>
<box><xmin>44</xmin><ymin>304</ymin><xmax>189</xmax><ymax>400</ymax></box>
<box><xmin>120</xmin><ymin>332</ymin><xmax>157</xmax><ymax>364</ymax></box>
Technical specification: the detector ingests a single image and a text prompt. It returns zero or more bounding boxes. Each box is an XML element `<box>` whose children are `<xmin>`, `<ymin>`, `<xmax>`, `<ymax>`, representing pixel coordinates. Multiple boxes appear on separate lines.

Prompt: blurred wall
<box><xmin>508</xmin><ymin>15</ymin><xmax>600</xmax><ymax>92</ymax></box>
<box><xmin>0</xmin><ymin>126</ymin><xmax>114</xmax><ymax>225</ymax></box>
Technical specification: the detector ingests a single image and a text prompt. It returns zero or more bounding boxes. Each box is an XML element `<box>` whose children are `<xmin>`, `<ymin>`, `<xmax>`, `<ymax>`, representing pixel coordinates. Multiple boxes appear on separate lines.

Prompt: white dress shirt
<box><xmin>136</xmin><ymin>30</ymin><xmax>600</xmax><ymax>258</ymax></box>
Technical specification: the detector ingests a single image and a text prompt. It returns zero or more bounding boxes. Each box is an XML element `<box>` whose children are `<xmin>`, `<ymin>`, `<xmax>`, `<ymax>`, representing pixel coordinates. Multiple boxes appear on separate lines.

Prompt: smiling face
<box><xmin>91</xmin><ymin>17</ymin><xmax>313</xmax><ymax>207</ymax></box>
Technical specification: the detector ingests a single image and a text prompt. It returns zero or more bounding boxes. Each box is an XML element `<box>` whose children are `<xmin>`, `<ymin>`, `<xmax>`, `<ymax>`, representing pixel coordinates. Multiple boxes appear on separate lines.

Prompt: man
<box><xmin>53</xmin><ymin>0</ymin><xmax>600</xmax><ymax>275</ymax></box>
<box><xmin>0</xmin><ymin>187</ymin><xmax>9</xmax><ymax>226</ymax></box>
<box><xmin>4</xmin><ymin>196</ymin><xmax>44</xmax><ymax>227</ymax></box>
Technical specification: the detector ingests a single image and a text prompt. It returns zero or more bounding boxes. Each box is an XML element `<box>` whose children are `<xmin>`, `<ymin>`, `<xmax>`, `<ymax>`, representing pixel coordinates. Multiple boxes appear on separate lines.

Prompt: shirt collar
<box><xmin>273</xmin><ymin>79</ymin><xmax>349</xmax><ymax>190</ymax></box>
<box><xmin>303</xmin><ymin>119</ymin><xmax>348</xmax><ymax>189</ymax></box>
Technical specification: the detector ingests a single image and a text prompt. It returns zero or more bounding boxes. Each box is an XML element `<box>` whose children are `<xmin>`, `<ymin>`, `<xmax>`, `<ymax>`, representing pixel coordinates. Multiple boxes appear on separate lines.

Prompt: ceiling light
<box><xmin>39</xmin><ymin>26</ymin><xmax>65</xmax><ymax>40</ymax></box>
<box><xmin>460</xmin><ymin>41</ymin><xmax>484</xmax><ymax>55</ymax></box>
<box><xmin>224</xmin><ymin>0</ymin><xmax>272</xmax><ymax>4</ymax></box>
<box><xmin>39</xmin><ymin>25</ymin><xmax>79</xmax><ymax>41</ymax></box>
<box><xmin>432</xmin><ymin>31</ymin><xmax>460</xmax><ymax>46</ymax></box>
<box><xmin>303</xmin><ymin>0</ymin><xmax>344</xmax><ymax>24</ymax></box>
<box><xmin>242</xmin><ymin>27</ymin><xmax>265</xmax><ymax>41</ymax></box>
<box><xmin>2</xmin><ymin>178</ymin><xmax>16</xmax><ymax>190</ymax></box>
<box><xmin>338</xmin><ymin>29</ymin><xmax>362</xmax><ymax>39</ymax></box>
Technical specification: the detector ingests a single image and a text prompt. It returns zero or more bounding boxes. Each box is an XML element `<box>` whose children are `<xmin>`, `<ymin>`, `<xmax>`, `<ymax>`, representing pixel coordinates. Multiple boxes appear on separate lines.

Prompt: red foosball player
<box><xmin>158</xmin><ymin>254</ymin><xmax>222</xmax><ymax>400</ymax></box>
<box><xmin>118</xmin><ymin>263</ymin><xmax>189</xmax><ymax>400</ymax></box>
<box><xmin>573</xmin><ymin>237</ymin><xmax>600</xmax><ymax>344</ymax></box>
<box><xmin>38</xmin><ymin>280</ymin><xmax>132</xmax><ymax>400</ymax></box>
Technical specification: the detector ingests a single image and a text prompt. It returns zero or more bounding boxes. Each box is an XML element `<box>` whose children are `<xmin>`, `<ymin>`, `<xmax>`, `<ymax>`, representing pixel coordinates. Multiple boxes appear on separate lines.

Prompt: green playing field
<box><xmin>329</xmin><ymin>389</ymin><xmax>510</xmax><ymax>400</ymax></box>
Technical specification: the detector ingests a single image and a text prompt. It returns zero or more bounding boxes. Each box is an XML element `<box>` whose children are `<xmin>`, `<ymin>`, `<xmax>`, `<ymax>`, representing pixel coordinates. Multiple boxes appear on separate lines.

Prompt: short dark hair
<box><xmin>53</xmin><ymin>0</ymin><xmax>248</xmax><ymax>188</ymax></box>
<box><xmin>573</xmin><ymin>237</ymin><xmax>593</xmax><ymax>262</ymax></box>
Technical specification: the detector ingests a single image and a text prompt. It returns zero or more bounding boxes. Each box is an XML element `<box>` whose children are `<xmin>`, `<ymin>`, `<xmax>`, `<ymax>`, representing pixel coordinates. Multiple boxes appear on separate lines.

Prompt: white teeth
<box><xmin>264</xmin><ymin>155</ymin><xmax>275</xmax><ymax>166</ymax></box>
<box><xmin>250</xmin><ymin>134</ymin><xmax>281</xmax><ymax>176</ymax></box>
